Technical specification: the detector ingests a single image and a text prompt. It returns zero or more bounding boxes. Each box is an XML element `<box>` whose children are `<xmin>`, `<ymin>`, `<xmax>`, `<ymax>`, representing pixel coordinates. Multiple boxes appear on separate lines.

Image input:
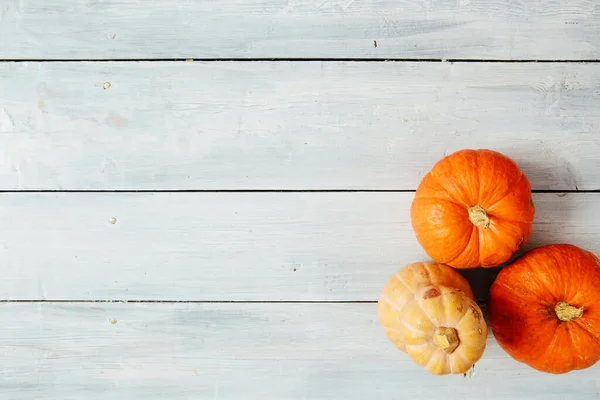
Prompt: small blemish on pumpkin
<box><xmin>478</xmin><ymin>328</ymin><xmax>483</xmax><ymax>334</ymax></box>
<box><xmin>470</xmin><ymin>305</ymin><xmax>482</xmax><ymax>320</ymax></box>
<box><xmin>423</xmin><ymin>288</ymin><xmax>441</xmax><ymax>299</ymax></box>
<box><xmin>457</xmin><ymin>305</ymin><xmax>463</xmax><ymax>312</ymax></box>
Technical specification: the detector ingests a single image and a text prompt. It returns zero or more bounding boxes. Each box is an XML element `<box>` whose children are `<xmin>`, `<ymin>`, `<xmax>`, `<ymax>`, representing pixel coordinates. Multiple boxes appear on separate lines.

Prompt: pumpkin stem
<box><xmin>468</xmin><ymin>205</ymin><xmax>490</xmax><ymax>228</ymax></box>
<box><xmin>433</xmin><ymin>327</ymin><xmax>460</xmax><ymax>354</ymax></box>
<box><xmin>554</xmin><ymin>301</ymin><xmax>584</xmax><ymax>322</ymax></box>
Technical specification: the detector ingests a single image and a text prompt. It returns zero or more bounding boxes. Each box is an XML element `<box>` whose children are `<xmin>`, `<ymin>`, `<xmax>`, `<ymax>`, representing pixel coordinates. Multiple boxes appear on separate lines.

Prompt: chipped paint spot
<box><xmin>0</xmin><ymin>108</ymin><xmax>15</xmax><ymax>133</ymax></box>
<box><xmin>104</xmin><ymin>114</ymin><xmax>129</xmax><ymax>128</ymax></box>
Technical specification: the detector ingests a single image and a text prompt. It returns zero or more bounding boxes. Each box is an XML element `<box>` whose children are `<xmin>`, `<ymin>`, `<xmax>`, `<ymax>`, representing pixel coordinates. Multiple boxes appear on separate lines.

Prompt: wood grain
<box><xmin>0</xmin><ymin>302</ymin><xmax>598</xmax><ymax>400</ymax></box>
<box><xmin>1</xmin><ymin>62</ymin><xmax>600</xmax><ymax>190</ymax></box>
<box><xmin>1</xmin><ymin>192</ymin><xmax>597</xmax><ymax>301</ymax></box>
<box><xmin>0</xmin><ymin>0</ymin><xmax>599</xmax><ymax>60</ymax></box>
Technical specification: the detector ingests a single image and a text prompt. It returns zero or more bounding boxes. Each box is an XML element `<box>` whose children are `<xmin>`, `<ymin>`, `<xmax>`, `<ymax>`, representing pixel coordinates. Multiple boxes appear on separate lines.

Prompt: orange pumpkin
<box><xmin>410</xmin><ymin>149</ymin><xmax>535</xmax><ymax>269</ymax></box>
<box><xmin>488</xmin><ymin>244</ymin><xmax>600</xmax><ymax>374</ymax></box>
<box><xmin>378</xmin><ymin>262</ymin><xmax>487</xmax><ymax>375</ymax></box>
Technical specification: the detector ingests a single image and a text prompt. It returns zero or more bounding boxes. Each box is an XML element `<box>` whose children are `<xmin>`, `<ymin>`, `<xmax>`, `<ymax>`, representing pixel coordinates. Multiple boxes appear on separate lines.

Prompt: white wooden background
<box><xmin>1</xmin><ymin>1</ymin><xmax>599</xmax><ymax>399</ymax></box>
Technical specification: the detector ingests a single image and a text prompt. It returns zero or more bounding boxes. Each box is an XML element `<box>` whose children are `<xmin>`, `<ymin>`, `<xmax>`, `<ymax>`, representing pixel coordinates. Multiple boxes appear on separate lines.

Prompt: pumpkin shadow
<box><xmin>457</xmin><ymin>249</ymin><xmax>526</xmax><ymax>304</ymax></box>
<box><xmin>493</xmin><ymin>145</ymin><xmax>581</xmax><ymax>192</ymax></box>
<box><xmin>458</xmin><ymin>266</ymin><xmax>502</xmax><ymax>304</ymax></box>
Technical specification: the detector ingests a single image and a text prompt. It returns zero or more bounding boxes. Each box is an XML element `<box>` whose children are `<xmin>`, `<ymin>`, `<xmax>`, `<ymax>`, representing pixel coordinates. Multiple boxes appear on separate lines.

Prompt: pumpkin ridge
<box><xmin>422</xmin><ymin>350</ymin><xmax>448</xmax><ymax>375</ymax></box>
<box><xmin>445</xmin><ymin>226</ymin><xmax>479</xmax><ymax>268</ymax></box>
<box><xmin>424</xmin><ymin>263</ymin><xmax>475</xmax><ymax>301</ymax></box>
<box><xmin>565</xmin><ymin>323</ymin><xmax>590</xmax><ymax>370</ymax></box>
<box><xmin>528</xmin><ymin>266</ymin><xmax>563</xmax><ymax>304</ymax></box>
<box><xmin>483</xmin><ymin>213</ymin><xmax>532</xmax><ymax>230</ymax></box>
<box><xmin>573</xmin><ymin>319</ymin><xmax>600</xmax><ymax>347</ymax></box>
<box><xmin>400</xmin><ymin>315</ymin><xmax>429</xmax><ymax>336</ymax></box>
<box><xmin>512</xmin><ymin>256</ymin><xmax>559</xmax><ymax>302</ymax></box>
<box><xmin>379</xmin><ymin>293</ymin><xmax>409</xmax><ymax>315</ymax></box>
<box><xmin>454</xmin><ymin>299</ymin><xmax>478</xmax><ymax>330</ymax></box>
<box><xmin>483</xmin><ymin>170</ymin><xmax>526</xmax><ymax>211</ymax></box>
<box><xmin>452</xmin><ymin>350</ymin><xmax>471</xmax><ymax>372</ymax></box>
<box><xmin>421</xmin><ymin>263</ymin><xmax>439</xmax><ymax>288</ymax></box>
<box><xmin>411</xmin><ymin>195</ymin><xmax>464</xmax><ymax>208</ymax></box>
<box><xmin>528</xmin><ymin>322</ymin><xmax>570</xmax><ymax>372</ymax></box>
<box><xmin>414</xmin><ymin>291</ymin><xmax>439</xmax><ymax>328</ymax></box>
<box><xmin>394</xmin><ymin>272</ymin><xmax>415</xmax><ymax>295</ymax></box>
<box><xmin>426</xmin><ymin>170</ymin><xmax>471</xmax><ymax>207</ymax></box>
<box><xmin>494</xmin><ymin>277</ymin><xmax>552</xmax><ymax>305</ymax></box>
<box><xmin>477</xmin><ymin>222</ymin><xmax>524</xmax><ymax>268</ymax></box>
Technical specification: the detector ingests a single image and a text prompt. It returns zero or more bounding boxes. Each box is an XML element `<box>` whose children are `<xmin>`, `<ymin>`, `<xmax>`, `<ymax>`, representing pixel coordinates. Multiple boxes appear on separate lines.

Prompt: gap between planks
<box><xmin>0</xmin><ymin>190</ymin><xmax>598</xmax><ymax>193</ymax></box>
<box><xmin>0</xmin><ymin>300</ymin><xmax>379</xmax><ymax>304</ymax></box>
<box><xmin>1</xmin><ymin>58</ymin><xmax>600</xmax><ymax>63</ymax></box>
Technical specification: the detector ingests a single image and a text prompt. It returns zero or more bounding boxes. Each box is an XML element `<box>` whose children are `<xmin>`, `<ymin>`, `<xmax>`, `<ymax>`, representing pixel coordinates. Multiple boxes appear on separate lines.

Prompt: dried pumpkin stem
<box><xmin>468</xmin><ymin>205</ymin><xmax>490</xmax><ymax>228</ymax></box>
<box><xmin>555</xmin><ymin>301</ymin><xmax>584</xmax><ymax>322</ymax></box>
<box><xmin>433</xmin><ymin>327</ymin><xmax>460</xmax><ymax>354</ymax></box>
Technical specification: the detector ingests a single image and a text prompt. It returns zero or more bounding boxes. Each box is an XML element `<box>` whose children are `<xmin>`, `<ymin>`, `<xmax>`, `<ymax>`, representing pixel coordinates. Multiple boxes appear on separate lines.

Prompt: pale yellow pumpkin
<box><xmin>377</xmin><ymin>262</ymin><xmax>488</xmax><ymax>375</ymax></box>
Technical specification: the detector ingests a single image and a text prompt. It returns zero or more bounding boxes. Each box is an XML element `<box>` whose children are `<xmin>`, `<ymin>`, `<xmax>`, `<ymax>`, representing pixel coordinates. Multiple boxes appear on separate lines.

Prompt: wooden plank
<box><xmin>1</xmin><ymin>62</ymin><xmax>600</xmax><ymax>191</ymax></box>
<box><xmin>0</xmin><ymin>302</ymin><xmax>598</xmax><ymax>400</ymax></box>
<box><xmin>1</xmin><ymin>192</ymin><xmax>598</xmax><ymax>301</ymax></box>
<box><xmin>1</xmin><ymin>0</ymin><xmax>599</xmax><ymax>60</ymax></box>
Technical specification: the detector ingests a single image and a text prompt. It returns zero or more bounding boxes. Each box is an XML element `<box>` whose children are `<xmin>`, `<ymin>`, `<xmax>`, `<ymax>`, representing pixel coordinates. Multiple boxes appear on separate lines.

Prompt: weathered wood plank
<box><xmin>1</xmin><ymin>192</ymin><xmax>597</xmax><ymax>301</ymax></box>
<box><xmin>1</xmin><ymin>62</ymin><xmax>599</xmax><ymax>190</ymax></box>
<box><xmin>0</xmin><ymin>302</ymin><xmax>598</xmax><ymax>400</ymax></box>
<box><xmin>0</xmin><ymin>0</ymin><xmax>599</xmax><ymax>60</ymax></box>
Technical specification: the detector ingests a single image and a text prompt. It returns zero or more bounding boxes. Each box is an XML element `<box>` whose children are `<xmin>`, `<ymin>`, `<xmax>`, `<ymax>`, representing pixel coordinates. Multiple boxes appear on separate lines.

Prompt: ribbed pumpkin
<box><xmin>489</xmin><ymin>244</ymin><xmax>600</xmax><ymax>374</ymax></box>
<box><xmin>378</xmin><ymin>262</ymin><xmax>487</xmax><ymax>375</ymax></box>
<box><xmin>410</xmin><ymin>149</ymin><xmax>535</xmax><ymax>269</ymax></box>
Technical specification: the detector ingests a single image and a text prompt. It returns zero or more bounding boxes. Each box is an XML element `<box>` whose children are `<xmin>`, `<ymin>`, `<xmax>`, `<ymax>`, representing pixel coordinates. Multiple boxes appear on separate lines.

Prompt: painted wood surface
<box><xmin>1</xmin><ymin>192</ymin><xmax>597</xmax><ymax>301</ymax></box>
<box><xmin>1</xmin><ymin>0</ymin><xmax>599</xmax><ymax>60</ymax></box>
<box><xmin>2</xmin><ymin>1</ymin><xmax>600</xmax><ymax>395</ymax></box>
<box><xmin>1</xmin><ymin>61</ymin><xmax>600</xmax><ymax>191</ymax></box>
<box><xmin>0</xmin><ymin>302</ymin><xmax>598</xmax><ymax>400</ymax></box>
